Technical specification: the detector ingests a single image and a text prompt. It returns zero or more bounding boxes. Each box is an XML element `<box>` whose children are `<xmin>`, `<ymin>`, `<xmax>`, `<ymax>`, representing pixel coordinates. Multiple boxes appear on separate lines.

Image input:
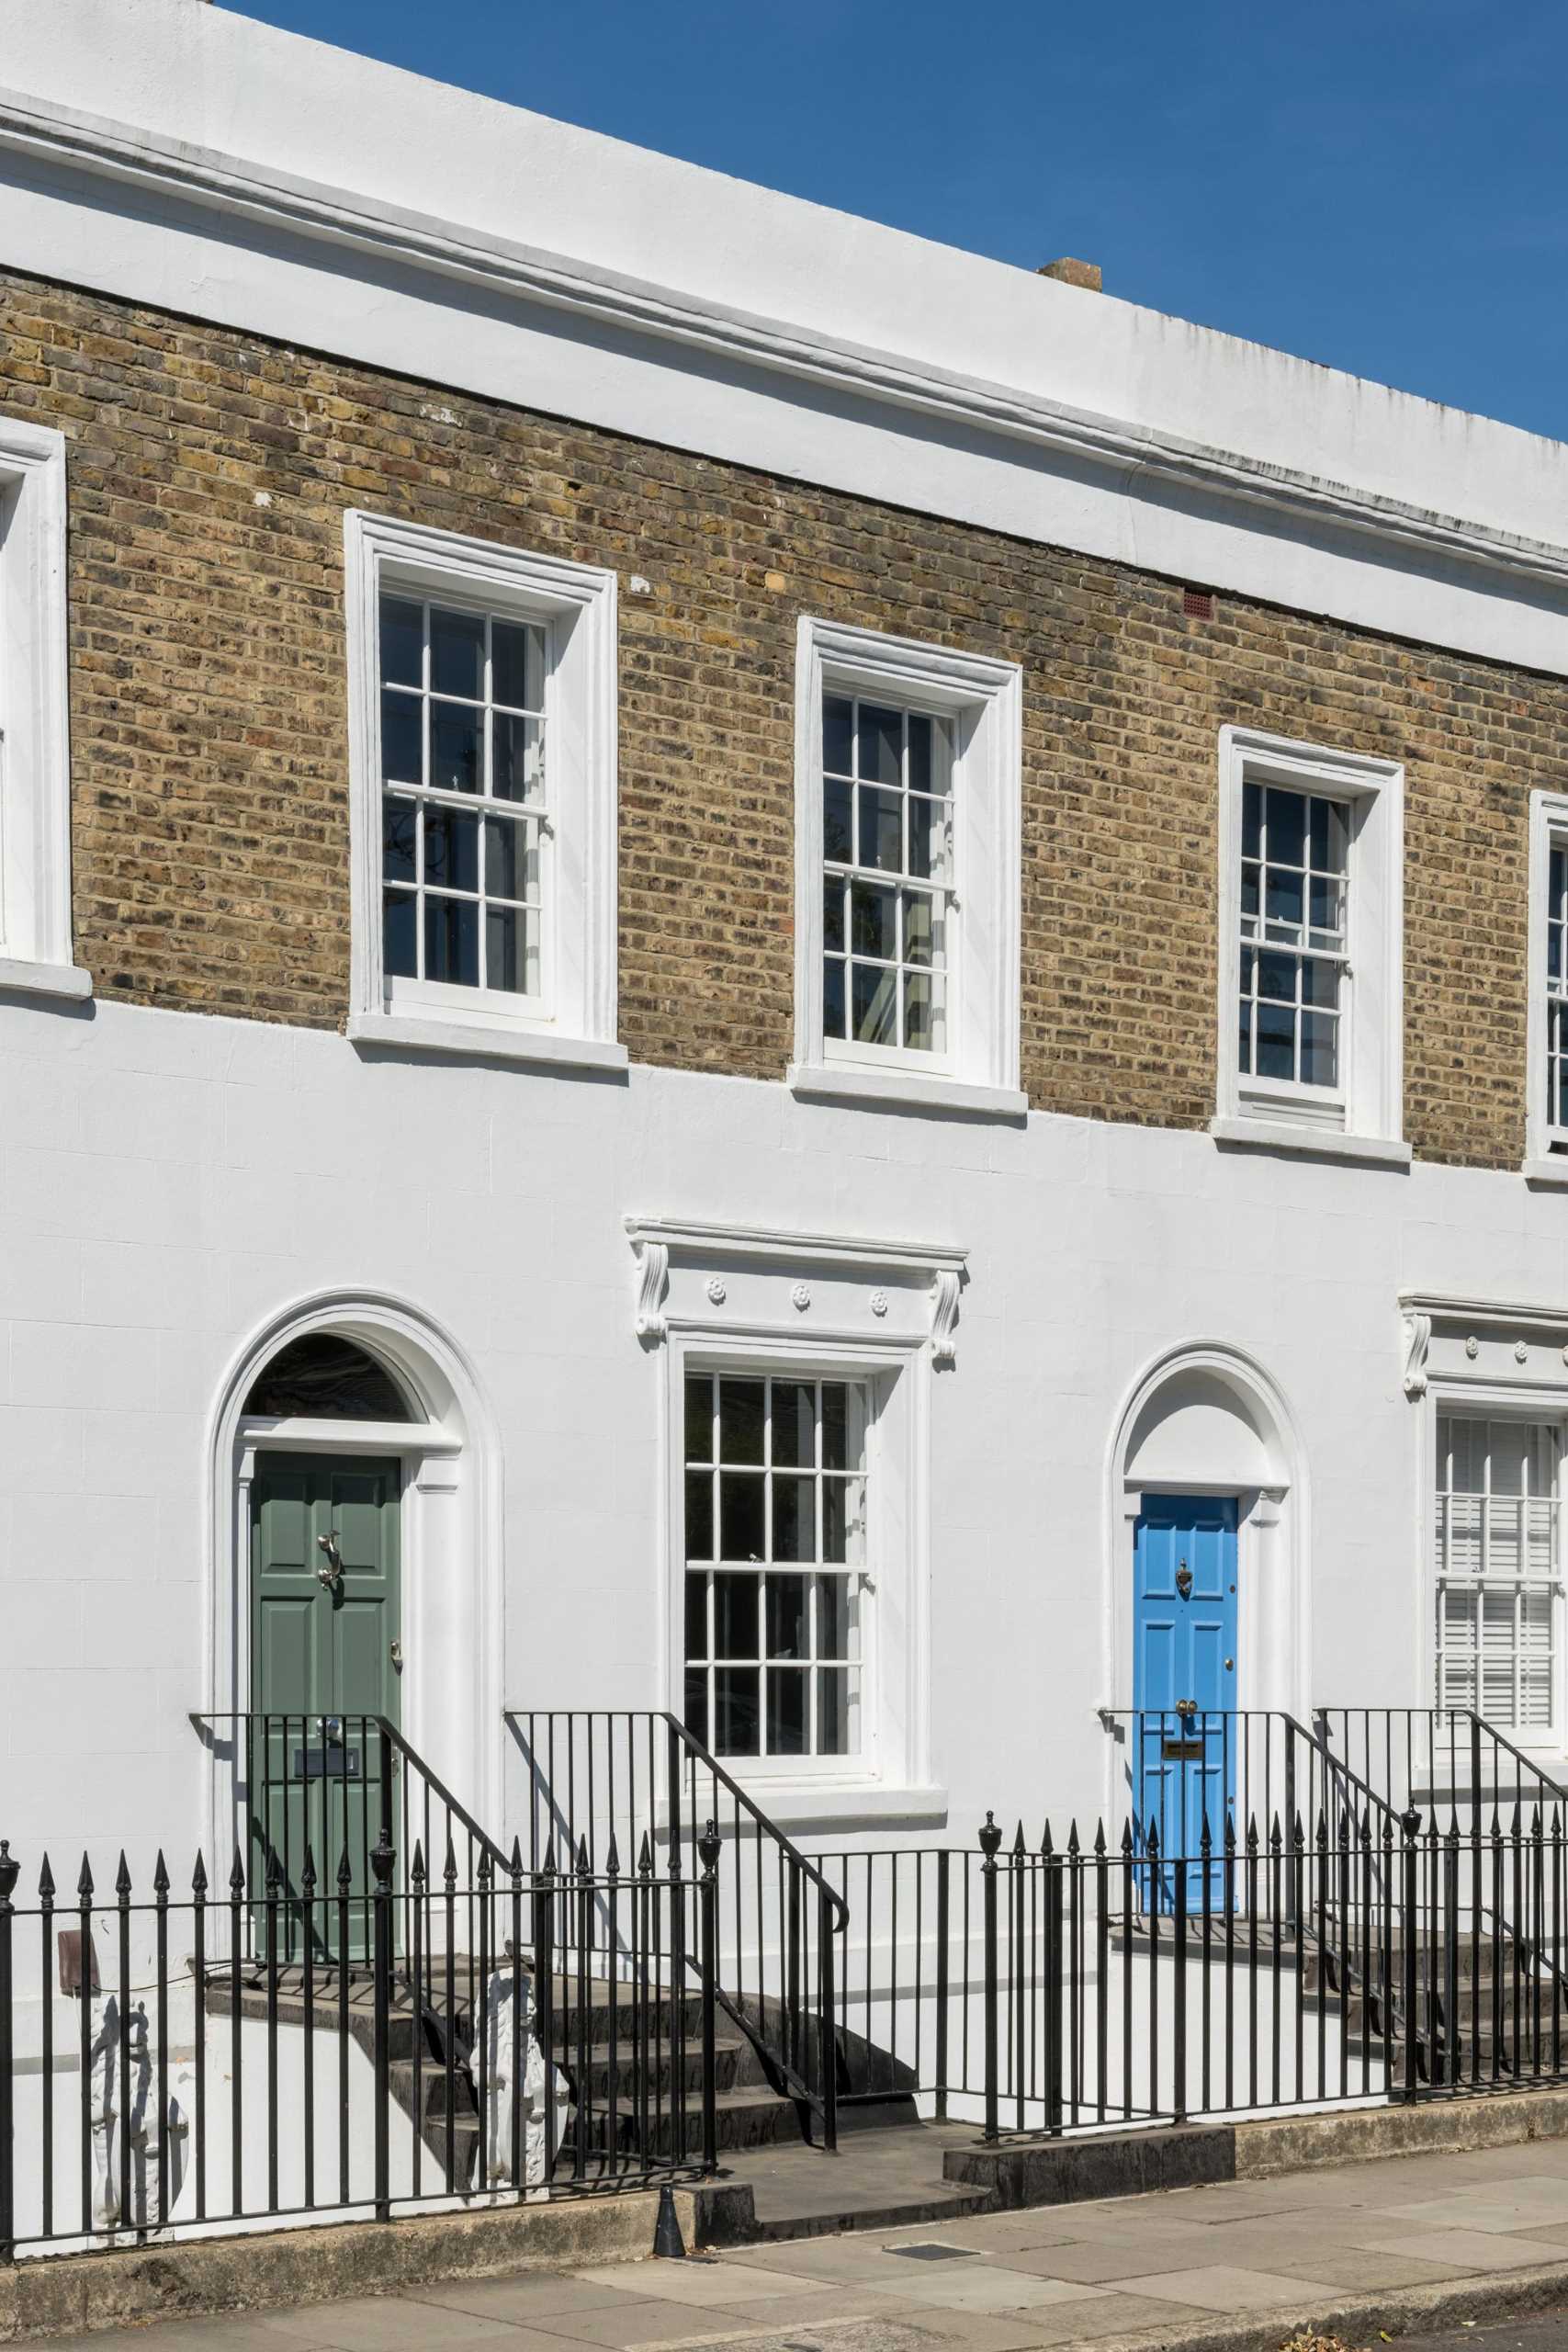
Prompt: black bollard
<box><xmin>653</xmin><ymin>2181</ymin><xmax>687</xmax><ymax>2258</ymax></box>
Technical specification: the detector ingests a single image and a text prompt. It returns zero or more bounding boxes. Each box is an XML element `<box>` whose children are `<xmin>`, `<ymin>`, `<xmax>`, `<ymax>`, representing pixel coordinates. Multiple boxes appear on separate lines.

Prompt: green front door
<box><xmin>250</xmin><ymin>1453</ymin><xmax>401</xmax><ymax>1946</ymax></box>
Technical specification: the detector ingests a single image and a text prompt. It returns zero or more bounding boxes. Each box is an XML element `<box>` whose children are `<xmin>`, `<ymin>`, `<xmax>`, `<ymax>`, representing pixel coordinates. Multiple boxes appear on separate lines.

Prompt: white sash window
<box><xmin>1435</xmin><ymin>1415</ymin><xmax>1562</xmax><ymax>1733</ymax></box>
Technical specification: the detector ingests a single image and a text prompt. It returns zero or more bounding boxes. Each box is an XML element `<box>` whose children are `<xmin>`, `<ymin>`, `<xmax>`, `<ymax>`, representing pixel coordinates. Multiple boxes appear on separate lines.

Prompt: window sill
<box><xmin>662</xmin><ymin>1782</ymin><xmax>950</xmax><ymax>1835</ymax></box>
<box><xmin>1209</xmin><ymin>1115</ymin><xmax>1412</xmax><ymax>1170</ymax></box>
<box><xmin>1523</xmin><ymin>1157</ymin><xmax>1568</xmax><ymax>1191</ymax></box>
<box><xmin>347</xmin><ymin>1011</ymin><xmax>628</xmax><ymax>1076</ymax></box>
<box><xmin>0</xmin><ymin>955</ymin><xmax>91</xmax><ymax>1004</ymax></box>
<box><xmin>789</xmin><ymin>1062</ymin><xmax>1027</xmax><ymax>1122</ymax></box>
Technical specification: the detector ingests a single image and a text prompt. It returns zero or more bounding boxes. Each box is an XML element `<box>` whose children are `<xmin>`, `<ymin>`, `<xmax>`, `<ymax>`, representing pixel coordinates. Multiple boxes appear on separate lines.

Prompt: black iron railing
<box><xmin>1314</xmin><ymin>1707</ymin><xmax>1568</xmax><ymax>1826</ymax></box>
<box><xmin>0</xmin><ymin>1826</ymin><xmax>719</xmax><ymax>2260</ymax></box>
<box><xmin>504</xmin><ymin>1709</ymin><xmax>847</xmax><ymax>2149</ymax></box>
<box><xmin>807</xmin><ymin>1802</ymin><xmax>1568</xmax><ymax>2141</ymax></box>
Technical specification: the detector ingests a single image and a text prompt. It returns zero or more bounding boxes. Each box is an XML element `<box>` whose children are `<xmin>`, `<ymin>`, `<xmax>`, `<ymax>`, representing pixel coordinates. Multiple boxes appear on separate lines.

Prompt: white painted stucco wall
<box><xmin>2</xmin><ymin>997</ymin><xmax>1562</xmax><ymax>1880</ymax></box>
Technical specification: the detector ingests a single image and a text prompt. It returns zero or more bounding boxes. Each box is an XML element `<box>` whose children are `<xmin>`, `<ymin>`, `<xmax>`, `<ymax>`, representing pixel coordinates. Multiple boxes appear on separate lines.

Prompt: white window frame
<box><xmin>344</xmin><ymin>511</ymin><xmax>624</xmax><ymax>1072</ymax></box>
<box><xmin>1525</xmin><ymin>789</ymin><xmax>1568</xmax><ymax>1183</ymax></box>
<box><xmin>1430</xmin><ymin>1407</ymin><xmax>1563</xmax><ymax>1739</ymax></box>
<box><xmin>0</xmin><ymin>415</ymin><xmax>86</xmax><ymax>1001</ymax></box>
<box><xmin>789</xmin><ymin>616</ymin><xmax>1024</xmax><ymax>1119</ymax></box>
<box><xmin>679</xmin><ymin>1361</ymin><xmax>875</xmax><ymax>1772</ymax></box>
<box><xmin>1213</xmin><ymin>726</ymin><xmax>1406</xmax><ymax>1164</ymax></box>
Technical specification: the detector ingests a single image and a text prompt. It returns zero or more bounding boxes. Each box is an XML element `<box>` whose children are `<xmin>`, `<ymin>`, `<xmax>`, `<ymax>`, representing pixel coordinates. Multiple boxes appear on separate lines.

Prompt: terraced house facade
<box><xmin>6</xmin><ymin>0</ymin><xmax>1568</xmax><ymax>2253</ymax></box>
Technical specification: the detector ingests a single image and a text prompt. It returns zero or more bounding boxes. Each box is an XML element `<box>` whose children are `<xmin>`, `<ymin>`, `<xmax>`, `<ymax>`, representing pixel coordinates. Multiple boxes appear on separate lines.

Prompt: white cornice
<box><xmin>1399</xmin><ymin>1292</ymin><xmax>1568</xmax><ymax>1333</ymax></box>
<box><xmin>625</xmin><ymin>1216</ymin><xmax>965</xmax><ymax>1279</ymax></box>
<box><xmin>6</xmin><ymin>89</ymin><xmax>1568</xmax><ymax>599</ymax></box>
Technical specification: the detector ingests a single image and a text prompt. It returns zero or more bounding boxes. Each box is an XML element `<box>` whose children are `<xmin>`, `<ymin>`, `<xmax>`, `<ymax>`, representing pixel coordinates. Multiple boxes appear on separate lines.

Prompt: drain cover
<box><xmin>884</xmin><ymin>2242</ymin><xmax>979</xmax><ymax>2261</ymax></box>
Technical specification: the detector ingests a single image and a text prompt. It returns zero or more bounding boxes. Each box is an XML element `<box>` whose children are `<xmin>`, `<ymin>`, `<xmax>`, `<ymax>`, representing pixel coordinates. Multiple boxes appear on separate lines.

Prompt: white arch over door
<box><xmin>199</xmin><ymin>1289</ymin><xmax>504</xmax><ymax>1870</ymax></box>
<box><xmin>1102</xmin><ymin>1340</ymin><xmax>1310</xmax><ymax>1774</ymax></box>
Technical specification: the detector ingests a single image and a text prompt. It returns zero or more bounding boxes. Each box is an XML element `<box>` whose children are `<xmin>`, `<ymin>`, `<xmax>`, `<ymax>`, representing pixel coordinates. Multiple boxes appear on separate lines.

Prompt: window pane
<box><xmin>821</xmin><ymin>1384</ymin><xmax>849</xmax><ymax>1470</ymax></box>
<box><xmin>484</xmin><ymin>816</ymin><xmax>526</xmax><ymax>900</ymax></box>
<box><xmin>1264</xmin><ymin>865</ymin><xmax>1303</xmax><ymax>933</ymax></box>
<box><xmin>773</xmin><ymin>1475</ymin><xmax>813</xmax><ymax>1562</ymax></box>
<box><xmin>857</xmin><ymin>703</ymin><xmax>901</xmax><ymax>786</ymax></box>
<box><xmin>766</xmin><ymin>1573</ymin><xmax>809</xmax><ymax>1658</ymax></box>
<box><xmin>381</xmin><ymin>689</ymin><xmax>422</xmax><ymax>786</ymax></box>
<box><xmin>1240</xmin><ymin>860</ymin><xmax>1259</xmax><ymax>922</ymax></box>
<box><xmin>714</xmin><ymin>1669</ymin><xmax>759</xmax><ymax>1757</ymax></box>
<box><xmin>822</xmin><ymin>695</ymin><xmax>853</xmax><ymax>777</ymax></box>
<box><xmin>424</xmin><ymin>808</ymin><xmax>480</xmax><ymax>893</ymax></box>
<box><xmin>383</xmin><ymin>888</ymin><xmax>417</xmax><ymax>978</ymax></box>
<box><xmin>719</xmin><ymin>1473</ymin><xmax>764</xmax><ymax>1562</ymax></box>
<box><xmin>824</xmin><ymin>779</ymin><xmax>852</xmax><ymax>863</ymax></box>
<box><xmin>491</xmin><ymin>711</ymin><xmax>544</xmax><ymax>804</ymax></box>
<box><xmin>904</xmin><ymin>890</ymin><xmax>939</xmax><ymax>966</ymax></box>
<box><xmin>1241</xmin><ymin>781</ymin><xmax>1262</xmax><ymax>859</ymax></box>
<box><xmin>684</xmin><ymin>1374</ymin><xmax>714</xmax><ymax>1463</ymax></box>
<box><xmin>431</xmin><ymin>703</ymin><xmax>482</xmax><ymax>795</ymax></box>
<box><xmin>718</xmin><ymin>1380</ymin><xmax>765</xmax><ymax>1463</ymax></box>
<box><xmin>908</xmin><ymin>797</ymin><xmax>948</xmax><ymax>883</ymax></box>
<box><xmin>823</xmin><ymin>956</ymin><xmax>846</xmax><ymax>1039</ymax></box>
<box><xmin>1302</xmin><ymin>955</ymin><xmax>1339</xmax><ymax>1008</ymax></box>
<box><xmin>1309</xmin><ymin>876</ymin><xmax>1345</xmax><ymax>939</ymax></box>
<box><xmin>379</xmin><ymin>596</ymin><xmax>423</xmax><ymax>689</ymax></box>
<box><xmin>907</xmin><ymin>711</ymin><xmax>933</xmax><ymax>792</ymax></box>
<box><xmin>1238</xmin><ymin>1003</ymin><xmax>1251</xmax><ymax>1075</ymax></box>
<box><xmin>1267</xmin><ymin>789</ymin><xmax>1306</xmax><ymax>868</ymax></box>
<box><xmin>682</xmin><ymin>1668</ymin><xmax>708</xmax><ymax>1750</ymax></box>
<box><xmin>1300</xmin><ymin>1011</ymin><xmax>1337</xmax><ymax>1088</ymax></box>
<box><xmin>851</xmin><ymin>961</ymin><xmax>897</xmax><ymax>1046</ymax></box>
<box><xmin>1256</xmin><ymin>999</ymin><xmax>1294</xmax><ymax>1081</ymax></box>
<box><xmin>485</xmin><ymin>906</ymin><xmax>533</xmax><ymax>994</ymax></box>
<box><xmin>905</xmin><ymin>970</ymin><xmax>942</xmax><ymax>1054</ymax></box>
<box><xmin>684</xmin><ymin>1572</ymin><xmax>708</xmax><ymax>1660</ymax></box>
<box><xmin>817</xmin><ymin>1668</ymin><xmax>851</xmax><ymax>1755</ymax></box>
<box><xmin>714</xmin><ymin>1572</ymin><xmax>759</xmax><ymax>1658</ymax></box>
<box><xmin>857</xmin><ymin>786</ymin><xmax>902</xmax><ymax>873</ymax></box>
<box><xmin>772</xmin><ymin>1381</ymin><xmax>815</xmax><ymax>1469</ymax></box>
<box><xmin>1310</xmin><ymin>796</ymin><xmax>1349</xmax><ymax>874</ymax></box>
<box><xmin>817</xmin><ymin>1574</ymin><xmax>850</xmax><ymax>1658</ymax></box>
<box><xmin>491</xmin><ymin>618</ymin><xmax>544</xmax><ymax>710</ymax></box>
<box><xmin>424</xmin><ymin>896</ymin><xmax>479</xmax><ymax>986</ymax></box>
<box><xmin>382</xmin><ymin>799</ymin><xmax>416</xmax><ymax>883</ymax></box>
<box><xmin>1257</xmin><ymin>951</ymin><xmax>1297</xmax><ymax>1004</ymax></box>
<box><xmin>767</xmin><ymin>1668</ymin><xmax>809</xmax><ymax>1756</ymax></box>
<box><xmin>684</xmin><ymin>1470</ymin><xmax>714</xmax><ymax>1563</ymax></box>
<box><xmin>822</xmin><ymin>1479</ymin><xmax>851</xmax><ymax>1564</ymax></box>
<box><xmin>823</xmin><ymin>876</ymin><xmax>845</xmax><ymax>954</ymax></box>
<box><xmin>430</xmin><ymin>606</ymin><xmax>484</xmax><ymax>700</ymax></box>
<box><xmin>850</xmin><ymin>882</ymin><xmax>898</xmax><ymax>960</ymax></box>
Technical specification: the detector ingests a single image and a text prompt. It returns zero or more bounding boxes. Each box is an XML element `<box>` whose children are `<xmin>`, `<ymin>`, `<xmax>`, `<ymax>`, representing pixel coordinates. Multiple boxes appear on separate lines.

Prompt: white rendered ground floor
<box><xmin>4</xmin><ymin>992</ymin><xmax>1568</xmax><ymax>1882</ymax></box>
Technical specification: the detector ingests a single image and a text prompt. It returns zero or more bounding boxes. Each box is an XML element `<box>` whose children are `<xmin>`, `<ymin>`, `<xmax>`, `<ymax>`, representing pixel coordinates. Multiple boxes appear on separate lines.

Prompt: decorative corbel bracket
<box><xmin>931</xmin><ymin>1267</ymin><xmax>962</xmax><ymax>1369</ymax></box>
<box><xmin>1401</xmin><ymin>1308</ymin><xmax>1432</xmax><ymax>1399</ymax></box>
<box><xmin>632</xmin><ymin>1236</ymin><xmax>669</xmax><ymax>1342</ymax></box>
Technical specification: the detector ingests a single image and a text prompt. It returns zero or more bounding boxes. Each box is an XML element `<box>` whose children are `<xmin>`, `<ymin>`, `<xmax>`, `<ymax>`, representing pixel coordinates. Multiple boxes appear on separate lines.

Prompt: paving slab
<box><xmin>1100</xmin><ymin>2261</ymin><xmax>1348</xmax><ymax>2310</ymax></box>
<box><xmin>1351</xmin><ymin>2225</ymin><xmax>1568</xmax><ymax>2270</ymax></box>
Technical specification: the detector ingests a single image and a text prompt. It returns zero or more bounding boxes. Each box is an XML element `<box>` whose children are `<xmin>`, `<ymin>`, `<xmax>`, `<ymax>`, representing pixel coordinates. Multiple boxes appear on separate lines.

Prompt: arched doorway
<box><xmin>202</xmin><ymin>1293</ymin><xmax>502</xmax><ymax>1875</ymax></box>
<box><xmin>243</xmin><ymin>1335</ymin><xmax>413</xmax><ymax>1896</ymax></box>
<box><xmin>1104</xmin><ymin>1343</ymin><xmax>1308</xmax><ymax>1849</ymax></box>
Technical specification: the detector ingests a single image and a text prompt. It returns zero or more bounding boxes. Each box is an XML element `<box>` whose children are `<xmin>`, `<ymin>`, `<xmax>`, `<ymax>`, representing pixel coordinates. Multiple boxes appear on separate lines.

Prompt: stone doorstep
<box><xmin>942</xmin><ymin>2080</ymin><xmax>1568</xmax><ymax>2212</ymax></box>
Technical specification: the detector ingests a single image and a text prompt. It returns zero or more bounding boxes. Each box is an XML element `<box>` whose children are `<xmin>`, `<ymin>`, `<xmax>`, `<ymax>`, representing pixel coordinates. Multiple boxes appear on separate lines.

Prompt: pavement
<box><xmin>40</xmin><ymin>2139</ymin><xmax>1568</xmax><ymax>2352</ymax></box>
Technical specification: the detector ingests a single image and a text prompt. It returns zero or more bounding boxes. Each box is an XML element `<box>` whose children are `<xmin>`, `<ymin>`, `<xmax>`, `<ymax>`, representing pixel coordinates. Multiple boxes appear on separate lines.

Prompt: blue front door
<box><xmin>1133</xmin><ymin>1494</ymin><xmax>1238</xmax><ymax>1906</ymax></box>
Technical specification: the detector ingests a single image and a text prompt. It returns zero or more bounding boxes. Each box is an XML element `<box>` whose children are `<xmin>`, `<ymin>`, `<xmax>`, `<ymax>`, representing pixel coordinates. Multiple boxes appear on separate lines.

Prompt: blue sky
<box><xmin>226</xmin><ymin>0</ymin><xmax>1566</xmax><ymax>442</ymax></box>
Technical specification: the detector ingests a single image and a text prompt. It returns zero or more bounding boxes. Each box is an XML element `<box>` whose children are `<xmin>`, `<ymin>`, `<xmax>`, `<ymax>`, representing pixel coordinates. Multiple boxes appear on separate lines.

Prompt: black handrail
<box><xmin>189</xmin><ymin>1721</ymin><xmax>510</xmax><ymax>1900</ymax></box>
<box><xmin>504</xmin><ymin>1707</ymin><xmax>846</xmax><ymax>2147</ymax></box>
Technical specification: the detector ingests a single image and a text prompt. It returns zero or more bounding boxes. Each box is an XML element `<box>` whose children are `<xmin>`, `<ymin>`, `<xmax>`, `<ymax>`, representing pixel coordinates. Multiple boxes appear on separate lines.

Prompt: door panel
<box><xmin>1133</xmin><ymin>1494</ymin><xmax>1238</xmax><ymax>1910</ymax></box>
<box><xmin>250</xmin><ymin>1454</ymin><xmax>400</xmax><ymax>1948</ymax></box>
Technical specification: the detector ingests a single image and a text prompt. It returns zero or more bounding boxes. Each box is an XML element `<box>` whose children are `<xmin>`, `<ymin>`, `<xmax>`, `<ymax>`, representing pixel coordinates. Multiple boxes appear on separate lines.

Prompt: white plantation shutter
<box><xmin>1436</xmin><ymin>1417</ymin><xmax>1561</xmax><ymax>1731</ymax></box>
